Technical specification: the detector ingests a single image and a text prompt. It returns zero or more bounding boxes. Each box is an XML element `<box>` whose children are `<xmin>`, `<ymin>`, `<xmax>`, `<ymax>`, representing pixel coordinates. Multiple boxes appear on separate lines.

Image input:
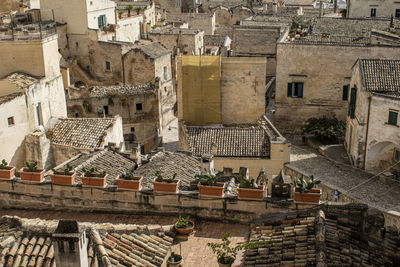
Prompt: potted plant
<box><xmin>50</xmin><ymin>164</ymin><xmax>75</xmax><ymax>186</ymax></box>
<box><xmin>152</xmin><ymin>170</ymin><xmax>180</xmax><ymax>193</ymax></box>
<box><xmin>291</xmin><ymin>175</ymin><xmax>321</xmax><ymax>204</ymax></box>
<box><xmin>237</xmin><ymin>176</ymin><xmax>265</xmax><ymax>200</ymax></box>
<box><xmin>0</xmin><ymin>159</ymin><xmax>16</xmax><ymax>180</ymax></box>
<box><xmin>167</xmin><ymin>247</ymin><xmax>183</xmax><ymax>266</ymax></box>
<box><xmin>197</xmin><ymin>169</ymin><xmax>225</xmax><ymax>197</ymax></box>
<box><xmin>208</xmin><ymin>233</ymin><xmax>267</xmax><ymax>267</ymax></box>
<box><xmin>118</xmin><ymin>11</ymin><xmax>123</xmax><ymax>19</ymax></box>
<box><xmin>116</xmin><ymin>172</ymin><xmax>143</xmax><ymax>191</ymax></box>
<box><xmin>174</xmin><ymin>216</ymin><xmax>195</xmax><ymax>235</ymax></box>
<box><xmin>135</xmin><ymin>7</ymin><xmax>142</xmax><ymax>15</ymax></box>
<box><xmin>81</xmin><ymin>167</ymin><xmax>107</xmax><ymax>188</ymax></box>
<box><xmin>125</xmin><ymin>5</ymin><xmax>133</xmax><ymax>17</ymax></box>
<box><xmin>19</xmin><ymin>162</ymin><xmax>45</xmax><ymax>183</ymax></box>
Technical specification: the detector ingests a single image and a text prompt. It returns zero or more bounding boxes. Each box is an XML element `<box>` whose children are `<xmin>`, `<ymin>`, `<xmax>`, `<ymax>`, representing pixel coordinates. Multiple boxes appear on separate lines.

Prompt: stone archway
<box><xmin>366</xmin><ymin>141</ymin><xmax>399</xmax><ymax>172</ymax></box>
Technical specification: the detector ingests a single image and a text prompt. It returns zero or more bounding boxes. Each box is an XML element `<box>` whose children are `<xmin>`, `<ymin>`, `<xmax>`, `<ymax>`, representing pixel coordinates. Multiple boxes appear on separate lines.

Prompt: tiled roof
<box><xmin>133</xmin><ymin>151</ymin><xmax>201</xmax><ymax>190</ymax></box>
<box><xmin>149</xmin><ymin>26</ymin><xmax>202</xmax><ymax>35</ymax></box>
<box><xmin>359</xmin><ymin>59</ymin><xmax>400</xmax><ymax>95</ymax></box>
<box><xmin>5</xmin><ymin>72</ymin><xmax>38</xmax><ymax>90</ymax></box>
<box><xmin>52</xmin><ymin>148</ymin><xmax>136</xmax><ymax>186</ymax></box>
<box><xmin>47</xmin><ymin>118</ymin><xmax>115</xmax><ymax>149</ymax></box>
<box><xmin>185</xmin><ymin>126</ymin><xmax>270</xmax><ymax>158</ymax></box>
<box><xmin>87</xmin><ymin>84</ymin><xmax>156</xmax><ymax>98</ymax></box>
<box><xmin>0</xmin><ymin>216</ymin><xmax>174</xmax><ymax>267</ymax></box>
<box><xmin>132</xmin><ymin>42</ymin><xmax>171</xmax><ymax>59</ymax></box>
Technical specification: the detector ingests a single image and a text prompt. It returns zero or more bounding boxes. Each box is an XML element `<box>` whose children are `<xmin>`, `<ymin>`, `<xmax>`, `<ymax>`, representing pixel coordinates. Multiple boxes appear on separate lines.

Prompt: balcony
<box><xmin>0</xmin><ymin>21</ymin><xmax>57</xmax><ymax>41</ymax></box>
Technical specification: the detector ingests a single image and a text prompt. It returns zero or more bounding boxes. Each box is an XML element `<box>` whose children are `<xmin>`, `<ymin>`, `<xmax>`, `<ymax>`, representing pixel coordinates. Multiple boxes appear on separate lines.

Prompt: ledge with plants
<box><xmin>19</xmin><ymin>162</ymin><xmax>45</xmax><ymax>183</ymax></box>
<box><xmin>81</xmin><ymin>167</ymin><xmax>107</xmax><ymax>188</ymax></box>
<box><xmin>152</xmin><ymin>170</ymin><xmax>180</xmax><ymax>193</ymax></box>
<box><xmin>50</xmin><ymin>164</ymin><xmax>75</xmax><ymax>186</ymax></box>
<box><xmin>174</xmin><ymin>215</ymin><xmax>195</xmax><ymax>235</ymax></box>
<box><xmin>237</xmin><ymin>176</ymin><xmax>265</xmax><ymax>200</ymax></box>
<box><xmin>116</xmin><ymin>172</ymin><xmax>143</xmax><ymax>191</ymax></box>
<box><xmin>0</xmin><ymin>159</ymin><xmax>16</xmax><ymax>180</ymax></box>
<box><xmin>197</xmin><ymin>169</ymin><xmax>225</xmax><ymax>198</ymax></box>
<box><xmin>208</xmin><ymin>232</ymin><xmax>268</xmax><ymax>267</ymax></box>
<box><xmin>291</xmin><ymin>175</ymin><xmax>321</xmax><ymax>204</ymax></box>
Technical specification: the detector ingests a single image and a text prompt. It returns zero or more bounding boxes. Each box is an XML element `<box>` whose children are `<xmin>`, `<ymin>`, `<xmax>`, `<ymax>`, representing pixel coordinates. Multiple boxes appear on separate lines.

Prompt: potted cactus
<box><xmin>19</xmin><ymin>162</ymin><xmax>45</xmax><ymax>183</ymax></box>
<box><xmin>167</xmin><ymin>247</ymin><xmax>183</xmax><ymax>266</ymax></box>
<box><xmin>237</xmin><ymin>176</ymin><xmax>265</xmax><ymax>200</ymax></box>
<box><xmin>152</xmin><ymin>170</ymin><xmax>180</xmax><ymax>193</ymax></box>
<box><xmin>50</xmin><ymin>164</ymin><xmax>75</xmax><ymax>186</ymax></box>
<box><xmin>116</xmin><ymin>172</ymin><xmax>143</xmax><ymax>191</ymax></box>
<box><xmin>197</xmin><ymin>169</ymin><xmax>225</xmax><ymax>197</ymax></box>
<box><xmin>0</xmin><ymin>159</ymin><xmax>16</xmax><ymax>180</ymax></box>
<box><xmin>291</xmin><ymin>175</ymin><xmax>321</xmax><ymax>204</ymax></box>
<box><xmin>81</xmin><ymin>167</ymin><xmax>107</xmax><ymax>188</ymax></box>
<box><xmin>125</xmin><ymin>5</ymin><xmax>133</xmax><ymax>17</ymax></box>
<box><xmin>174</xmin><ymin>216</ymin><xmax>195</xmax><ymax>235</ymax></box>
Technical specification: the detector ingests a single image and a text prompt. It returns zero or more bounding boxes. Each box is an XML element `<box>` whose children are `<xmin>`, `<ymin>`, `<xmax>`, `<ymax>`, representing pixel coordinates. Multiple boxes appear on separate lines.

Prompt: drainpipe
<box><xmin>122</xmin><ymin>55</ymin><xmax>126</xmax><ymax>85</ymax></box>
<box><xmin>363</xmin><ymin>96</ymin><xmax>371</xmax><ymax>169</ymax></box>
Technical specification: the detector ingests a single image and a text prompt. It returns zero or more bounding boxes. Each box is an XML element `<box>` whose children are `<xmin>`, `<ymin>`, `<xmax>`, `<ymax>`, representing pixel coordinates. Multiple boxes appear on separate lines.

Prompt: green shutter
<box><xmin>98</xmin><ymin>16</ymin><xmax>102</xmax><ymax>29</ymax></box>
<box><xmin>297</xmin><ymin>83</ymin><xmax>303</xmax><ymax>98</ymax></box>
<box><xmin>287</xmin><ymin>83</ymin><xmax>292</xmax><ymax>97</ymax></box>
<box><xmin>388</xmin><ymin>111</ymin><xmax>398</xmax><ymax>126</ymax></box>
<box><xmin>342</xmin><ymin>85</ymin><xmax>349</xmax><ymax>101</ymax></box>
<box><xmin>349</xmin><ymin>88</ymin><xmax>357</xmax><ymax>118</ymax></box>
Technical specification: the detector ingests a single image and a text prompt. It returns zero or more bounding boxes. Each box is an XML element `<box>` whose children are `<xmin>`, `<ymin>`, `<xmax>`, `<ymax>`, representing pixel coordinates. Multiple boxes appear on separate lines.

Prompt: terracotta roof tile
<box><xmin>186</xmin><ymin>126</ymin><xmax>270</xmax><ymax>158</ymax></box>
<box><xmin>47</xmin><ymin>118</ymin><xmax>115</xmax><ymax>149</ymax></box>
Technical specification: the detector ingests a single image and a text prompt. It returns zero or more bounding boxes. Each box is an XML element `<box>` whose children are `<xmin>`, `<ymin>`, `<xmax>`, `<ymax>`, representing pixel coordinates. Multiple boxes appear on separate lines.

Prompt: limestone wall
<box><xmin>116</xmin><ymin>16</ymin><xmax>143</xmax><ymax>43</ymax></box>
<box><xmin>348</xmin><ymin>0</ymin><xmax>400</xmax><ymax>18</ymax></box>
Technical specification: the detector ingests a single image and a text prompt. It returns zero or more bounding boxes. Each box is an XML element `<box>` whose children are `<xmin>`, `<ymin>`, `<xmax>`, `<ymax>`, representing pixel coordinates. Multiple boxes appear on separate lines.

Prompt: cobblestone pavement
<box><xmin>162</xmin><ymin>118</ymin><xmax>179</xmax><ymax>152</ymax></box>
<box><xmin>289</xmin><ymin>142</ymin><xmax>400</xmax><ymax>213</ymax></box>
<box><xmin>0</xmin><ymin>209</ymin><xmax>249</xmax><ymax>267</ymax></box>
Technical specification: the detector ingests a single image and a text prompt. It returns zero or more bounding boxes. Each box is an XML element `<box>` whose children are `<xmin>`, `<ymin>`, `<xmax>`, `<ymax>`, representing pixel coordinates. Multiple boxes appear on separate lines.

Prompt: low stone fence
<box><xmin>0</xmin><ymin>180</ymin><xmax>317</xmax><ymax>224</ymax></box>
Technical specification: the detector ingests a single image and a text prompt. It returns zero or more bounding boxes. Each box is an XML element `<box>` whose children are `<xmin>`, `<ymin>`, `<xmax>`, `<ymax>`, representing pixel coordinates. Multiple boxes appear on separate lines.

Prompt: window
<box><xmin>58</xmin><ymin>241</ymin><xmax>64</xmax><ymax>252</ymax></box>
<box><xmin>176</xmin><ymin>0</ymin><xmax>181</xmax><ymax>8</ymax></box>
<box><xmin>105</xmin><ymin>61</ymin><xmax>111</xmax><ymax>71</ymax></box>
<box><xmin>394</xmin><ymin>149</ymin><xmax>400</xmax><ymax>162</ymax></box>
<box><xmin>342</xmin><ymin>85</ymin><xmax>349</xmax><ymax>101</ymax></box>
<box><xmin>163</xmin><ymin>66</ymin><xmax>168</xmax><ymax>81</ymax></box>
<box><xmin>388</xmin><ymin>110</ymin><xmax>398</xmax><ymax>126</ymax></box>
<box><xmin>103</xmin><ymin>106</ymin><xmax>109</xmax><ymax>115</ymax></box>
<box><xmin>348</xmin><ymin>87</ymin><xmax>357</xmax><ymax>119</ymax></box>
<box><xmin>287</xmin><ymin>82</ymin><xmax>304</xmax><ymax>98</ymax></box>
<box><xmin>130</xmin><ymin>127</ymin><xmax>135</xmax><ymax>132</ymax></box>
<box><xmin>136</xmin><ymin>103</ymin><xmax>143</xmax><ymax>111</ymax></box>
<box><xmin>36</xmin><ymin>103</ymin><xmax>43</xmax><ymax>126</ymax></box>
<box><xmin>7</xmin><ymin>117</ymin><xmax>14</xmax><ymax>126</ymax></box>
<box><xmin>75</xmin><ymin>113</ymin><xmax>79</xmax><ymax>118</ymax></box>
<box><xmin>396</xmin><ymin>9</ymin><xmax>400</xmax><ymax>18</ymax></box>
<box><xmin>371</xmin><ymin>8</ymin><xmax>376</xmax><ymax>17</ymax></box>
<box><xmin>98</xmin><ymin>15</ymin><xmax>107</xmax><ymax>29</ymax></box>
<box><xmin>69</xmin><ymin>241</ymin><xmax>75</xmax><ymax>251</ymax></box>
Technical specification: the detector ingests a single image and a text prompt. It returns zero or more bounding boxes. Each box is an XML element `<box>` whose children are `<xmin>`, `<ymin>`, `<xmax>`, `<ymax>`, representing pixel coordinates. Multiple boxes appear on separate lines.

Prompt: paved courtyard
<box><xmin>162</xmin><ymin>118</ymin><xmax>179</xmax><ymax>152</ymax></box>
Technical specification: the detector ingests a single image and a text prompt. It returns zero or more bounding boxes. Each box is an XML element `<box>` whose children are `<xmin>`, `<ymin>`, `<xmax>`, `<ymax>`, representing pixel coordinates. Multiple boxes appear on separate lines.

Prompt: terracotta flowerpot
<box><xmin>50</xmin><ymin>172</ymin><xmax>75</xmax><ymax>186</ymax></box>
<box><xmin>237</xmin><ymin>184</ymin><xmax>265</xmax><ymax>200</ymax></box>
<box><xmin>19</xmin><ymin>168</ymin><xmax>45</xmax><ymax>183</ymax></box>
<box><xmin>174</xmin><ymin>220</ymin><xmax>195</xmax><ymax>235</ymax></box>
<box><xmin>293</xmin><ymin>188</ymin><xmax>321</xmax><ymax>204</ymax></box>
<box><xmin>153</xmin><ymin>178</ymin><xmax>180</xmax><ymax>193</ymax></box>
<box><xmin>198</xmin><ymin>182</ymin><xmax>225</xmax><ymax>197</ymax></box>
<box><xmin>81</xmin><ymin>174</ymin><xmax>107</xmax><ymax>188</ymax></box>
<box><xmin>167</xmin><ymin>256</ymin><xmax>183</xmax><ymax>266</ymax></box>
<box><xmin>218</xmin><ymin>257</ymin><xmax>234</xmax><ymax>267</ymax></box>
<box><xmin>116</xmin><ymin>175</ymin><xmax>143</xmax><ymax>191</ymax></box>
<box><xmin>0</xmin><ymin>166</ymin><xmax>16</xmax><ymax>180</ymax></box>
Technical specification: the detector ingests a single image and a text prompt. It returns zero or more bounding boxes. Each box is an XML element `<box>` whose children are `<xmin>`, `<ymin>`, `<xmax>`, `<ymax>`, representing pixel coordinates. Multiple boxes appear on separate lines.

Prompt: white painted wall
<box><xmin>116</xmin><ymin>16</ymin><xmax>143</xmax><ymax>43</ymax></box>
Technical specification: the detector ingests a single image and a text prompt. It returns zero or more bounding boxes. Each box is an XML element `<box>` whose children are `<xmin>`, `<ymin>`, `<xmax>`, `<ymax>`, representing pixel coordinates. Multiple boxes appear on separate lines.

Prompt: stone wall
<box><xmin>274</xmin><ymin>42</ymin><xmax>400</xmax><ymax>133</ymax></box>
<box><xmin>0</xmin><ymin>180</ymin><xmax>317</xmax><ymax>224</ymax></box>
<box><xmin>116</xmin><ymin>16</ymin><xmax>143</xmax><ymax>43</ymax></box>
<box><xmin>348</xmin><ymin>0</ymin><xmax>400</xmax><ymax>18</ymax></box>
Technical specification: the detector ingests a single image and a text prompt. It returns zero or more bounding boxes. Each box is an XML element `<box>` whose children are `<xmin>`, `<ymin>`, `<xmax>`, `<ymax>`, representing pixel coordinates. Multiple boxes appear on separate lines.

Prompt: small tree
<box><xmin>208</xmin><ymin>232</ymin><xmax>268</xmax><ymax>266</ymax></box>
<box><xmin>125</xmin><ymin>5</ymin><xmax>133</xmax><ymax>16</ymax></box>
<box><xmin>302</xmin><ymin>117</ymin><xmax>345</xmax><ymax>141</ymax></box>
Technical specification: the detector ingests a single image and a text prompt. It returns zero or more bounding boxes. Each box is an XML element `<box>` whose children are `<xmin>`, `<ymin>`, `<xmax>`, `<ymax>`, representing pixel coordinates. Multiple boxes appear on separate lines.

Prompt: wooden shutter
<box><xmin>98</xmin><ymin>16</ymin><xmax>102</xmax><ymax>29</ymax></box>
<box><xmin>287</xmin><ymin>83</ymin><xmax>292</xmax><ymax>97</ymax></box>
<box><xmin>388</xmin><ymin>111</ymin><xmax>398</xmax><ymax>126</ymax></box>
<box><xmin>342</xmin><ymin>85</ymin><xmax>349</xmax><ymax>101</ymax></box>
<box><xmin>297</xmin><ymin>83</ymin><xmax>303</xmax><ymax>98</ymax></box>
<box><xmin>349</xmin><ymin>88</ymin><xmax>357</xmax><ymax>118</ymax></box>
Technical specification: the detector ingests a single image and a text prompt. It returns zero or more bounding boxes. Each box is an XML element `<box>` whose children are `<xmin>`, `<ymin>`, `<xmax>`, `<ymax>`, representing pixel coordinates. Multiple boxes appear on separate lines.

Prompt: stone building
<box><xmin>177</xmin><ymin>55</ymin><xmax>267</xmax><ymax>125</ymax></box>
<box><xmin>116</xmin><ymin>0</ymin><xmax>156</xmax><ymax>34</ymax></box>
<box><xmin>345</xmin><ymin>59</ymin><xmax>400</xmax><ymax>172</ymax></box>
<box><xmin>148</xmin><ymin>26</ymin><xmax>204</xmax><ymax>55</ymax></box>
<box><xmin>274</xmin><ymin>17</ymin><xmax>400</xmax><ymax>133</ymax></box>
<box><xmin>66</xmin><ymin>83</ymin><xmax>175</xmax><ymax>154</ymax></box>
<box><xmin>0</xmin><ymin>216</ymin><xmax>175</xmax><ymax>267</ymax></box>
<box><xmin>164</xmin><ymin>12</ymin><xmax>216</xmax><ymax>35</ymax></box>
<box><xmin>347</xmin><ymin>0</ymin><xmax>400</xmax><ymax>18</ymax></box>
<box><xmin>204</xmin><ymin>34</ymin><xmax>231</xmax><ymax>56</ymax></box>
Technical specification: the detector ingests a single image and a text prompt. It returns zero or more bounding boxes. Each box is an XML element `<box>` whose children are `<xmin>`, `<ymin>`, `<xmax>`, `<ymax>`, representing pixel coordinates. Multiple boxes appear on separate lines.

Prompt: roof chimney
<box><xmin>201</xmin><ymin>153</ymin><xmax>214</xmax><ymax>174</ymax></box>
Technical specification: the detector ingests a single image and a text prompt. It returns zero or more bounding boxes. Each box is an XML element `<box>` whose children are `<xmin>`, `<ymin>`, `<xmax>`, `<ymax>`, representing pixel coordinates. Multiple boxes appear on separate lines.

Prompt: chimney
<box><xmin>319</xmin><ymin>1</ymin><xmax>323</xmax><ymax>17</ymax></box>
<box><xmin>239</xmin><ymin>167</ymin><xmax>249</xmax><ymax>179</ymax></box>
<box><xmin>53</xmin><ymin>220</ymin><xmax>88</xmax><ymax>267</ymax></box>
<box><xmin>273</xmin><ymin>0</ymin><xmax>278</xmax><ymax>14</ymax></box>
<box><xmin>201</xmin><ymin>153</ymin><xmax>214</xmax><ymax>174</ymax></box>
<box><xmin>333</xmin><ymin>0</ymin><xmax>337</xmax><ymax>13</ymax></box>
<box><xmin>256</xmin><ymin>168</ymin><xmax>268</xmax><ymax>186</ymax></box>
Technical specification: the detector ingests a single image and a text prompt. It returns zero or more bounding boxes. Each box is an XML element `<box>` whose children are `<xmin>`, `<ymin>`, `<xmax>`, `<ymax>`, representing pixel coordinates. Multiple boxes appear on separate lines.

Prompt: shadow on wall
<box><xmin>10</xmin><ymin>138</ymin><xmax>27</xmax><ymax>169</ymax></box>
<box><xmin>367</xmin><ymin>141</ymin><xmax>399</xmax><ymax>172</ymax></box>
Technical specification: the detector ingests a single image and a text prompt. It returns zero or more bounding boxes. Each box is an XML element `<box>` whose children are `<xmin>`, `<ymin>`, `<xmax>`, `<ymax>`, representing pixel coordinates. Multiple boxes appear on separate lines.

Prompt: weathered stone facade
<box><xmin>347</xmin><ymin>0</ymin><xmax>400</xmax><ymax>18</ymax></box>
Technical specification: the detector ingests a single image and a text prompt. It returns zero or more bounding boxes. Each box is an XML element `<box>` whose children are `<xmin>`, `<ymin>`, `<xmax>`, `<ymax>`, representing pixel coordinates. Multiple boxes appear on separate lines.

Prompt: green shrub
<box><xmin>302</xmin><ymin>117</ymin><xmax>345</xmax><ymax>141</ymax></box>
